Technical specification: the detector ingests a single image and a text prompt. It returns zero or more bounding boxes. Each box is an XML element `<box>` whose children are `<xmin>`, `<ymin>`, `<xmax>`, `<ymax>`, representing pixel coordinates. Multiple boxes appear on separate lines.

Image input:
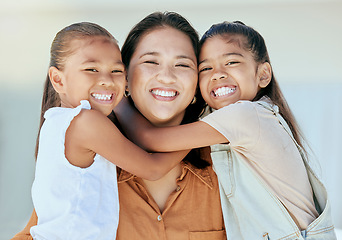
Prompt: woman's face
<box><xmin>127</xmin><ymin>26</ymin><xmax>198</xmax><ymax>127</ymax></box>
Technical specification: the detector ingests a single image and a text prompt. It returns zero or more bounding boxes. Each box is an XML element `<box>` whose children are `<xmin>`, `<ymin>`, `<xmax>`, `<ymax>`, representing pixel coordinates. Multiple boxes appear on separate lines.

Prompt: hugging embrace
<box><xmin>12</xmin><ymin>11</ymin><xmax>336</xmax><ymax>240</ymax></box>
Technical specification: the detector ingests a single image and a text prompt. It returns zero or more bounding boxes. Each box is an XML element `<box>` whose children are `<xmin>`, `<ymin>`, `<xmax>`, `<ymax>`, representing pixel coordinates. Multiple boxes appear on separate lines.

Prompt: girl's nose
<box><xmin>211</xmin><ymin>71</ymin><xmax>228</xmax><ymax>81</ymax></box>
<box><xmin>156</xmin><ymin>66</ymin><xmax>177</xmax><ymax>84</ymax></box>
<box><xmin>99</xmin><ymin>73</ymin><xmax>114</xmax><ymax>86</ymax></box>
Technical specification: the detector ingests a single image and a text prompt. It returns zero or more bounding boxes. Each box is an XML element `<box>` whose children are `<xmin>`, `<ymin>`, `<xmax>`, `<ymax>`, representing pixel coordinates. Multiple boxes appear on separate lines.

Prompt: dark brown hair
<box><xmin>121</xmin><ymin>12</ymin><xmax>209</xmax><ymax>168</ymax></box>
<box><xmin>35</xmin><ymin>22</ymin><xmax>117</xmax><ymax>158</ymax></box>
<box><xmin>200</xmin><ymin>21</ymin><xmax>307</xmax><ymax>153</ymax></box>
<box><xmin>122</xmin><ymin>11</ymin><xmax>206</xmax><ymax>124</ymax></box>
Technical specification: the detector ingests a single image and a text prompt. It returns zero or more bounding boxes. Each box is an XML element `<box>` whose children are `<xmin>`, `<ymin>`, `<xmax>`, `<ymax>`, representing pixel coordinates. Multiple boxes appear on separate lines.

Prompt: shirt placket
<box><xmin>134</xmin><ymin>170</ymin><xmax>189</xmax><ymax>240</ymax></box>
<box><xmin>133</xmin><ymin>178</ymin><xmax>169</xmax><ymax>240</ymax></box>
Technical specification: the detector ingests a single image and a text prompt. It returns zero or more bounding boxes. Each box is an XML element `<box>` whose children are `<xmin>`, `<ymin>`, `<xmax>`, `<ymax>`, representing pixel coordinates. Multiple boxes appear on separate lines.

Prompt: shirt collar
<box><xmin>118</xmin><ymin>147</ymin><xmax>214</xmax><ymax>189</ymax></box>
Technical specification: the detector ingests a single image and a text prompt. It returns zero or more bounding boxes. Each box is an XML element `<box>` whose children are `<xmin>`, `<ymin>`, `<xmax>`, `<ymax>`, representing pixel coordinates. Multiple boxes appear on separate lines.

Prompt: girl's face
<box><xmin>199</xmin><ymin>35</ymin><xmax>266</xmax><ymax>110</ymax></box>
<box><xmin>127</xmin><ymin>27</ymin><xmax>198</xmax><ymax>127</ymax></box>
<box><xmin>54</xmin><ymin>36</ymin><xmax>126</xmax><ymax>116</ymax></box>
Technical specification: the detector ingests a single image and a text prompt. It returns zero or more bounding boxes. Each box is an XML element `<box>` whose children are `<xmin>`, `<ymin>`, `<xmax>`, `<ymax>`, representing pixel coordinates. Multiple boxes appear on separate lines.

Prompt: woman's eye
<box><xmin>199</xmin><ymin>67</ymin><xmax>212</xmax><ymax>73</ymax></box>
<box><xmin>176</xmin><ymin>64</ymin><xmax>190</xmax><ymax>68</ymax></box>
<box><xmin>144</xmin><ymin>60</ymin><xmax>158</xmax><ymax>65</ymax></box>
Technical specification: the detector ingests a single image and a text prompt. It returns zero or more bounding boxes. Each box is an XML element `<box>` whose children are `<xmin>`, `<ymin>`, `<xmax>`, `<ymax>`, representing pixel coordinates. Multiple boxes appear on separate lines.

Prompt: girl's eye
<box><xmin>226</xmin><ymin>61</ymin><xmax>239</xmax><ymax>66</ymax></box>
<box><xmin>85</xmin><ymin>68</ymin><xmax>98</xmax><ymax>72</ymax></box>
<box><xmin>199</xmin><ymin>67</ymin><xmax>212</xmax><ymax>73</ymax></box>
<box><xmin>112</xmin><ymin>69</ymin><xmax>124</xmax><ymax>73</ymax></box>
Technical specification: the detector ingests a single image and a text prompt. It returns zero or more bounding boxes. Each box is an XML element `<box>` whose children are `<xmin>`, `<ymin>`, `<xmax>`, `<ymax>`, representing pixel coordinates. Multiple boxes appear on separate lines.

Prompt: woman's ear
<box><xmin>257</xmin><ymin>62</ymin><xmax>272</xmax><ymax>88</ymax></box>
<box><xmin>48</xmin><ymin>66</ymin><xmax>65</xmax><ymax>93</ymax></box>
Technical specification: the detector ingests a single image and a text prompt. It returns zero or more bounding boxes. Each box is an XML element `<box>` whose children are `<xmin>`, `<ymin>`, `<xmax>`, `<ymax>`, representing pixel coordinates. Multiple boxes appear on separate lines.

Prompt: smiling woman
<box><xmin>115</xmin><ymin>12</ymin><xmax>226</xmax><ymax>239</ymax></box>
<box><xmin>126</xmin><ymin>26</ymin><xmax>198</xmax><ymax>126</ymax></box>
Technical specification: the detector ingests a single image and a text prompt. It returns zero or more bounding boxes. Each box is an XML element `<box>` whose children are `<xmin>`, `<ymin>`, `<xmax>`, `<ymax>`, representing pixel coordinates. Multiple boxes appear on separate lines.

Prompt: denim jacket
<box><xmin>211</xmin><ymin>101</ymin><xmax>336</xmax><ymax>239</ymax></box>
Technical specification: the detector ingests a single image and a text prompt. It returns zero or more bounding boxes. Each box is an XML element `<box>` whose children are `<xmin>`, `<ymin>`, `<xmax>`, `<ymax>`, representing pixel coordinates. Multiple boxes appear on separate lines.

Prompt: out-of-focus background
<box><xmin>1</xmin><ymin>0</ymin><xmax>341</xmax><ymax>239</ymax></box>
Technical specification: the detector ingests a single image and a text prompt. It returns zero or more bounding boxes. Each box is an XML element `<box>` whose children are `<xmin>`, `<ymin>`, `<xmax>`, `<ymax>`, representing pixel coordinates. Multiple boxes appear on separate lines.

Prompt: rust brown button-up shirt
<box><xmin>12</xmin><ymin>149</ymin><xmax>226</xmax><ymax>240</ymax></box>
<box><xmin>116</xmin><ymin>148</ymin><xmax>226</xmax><ymax>240</ymax></box>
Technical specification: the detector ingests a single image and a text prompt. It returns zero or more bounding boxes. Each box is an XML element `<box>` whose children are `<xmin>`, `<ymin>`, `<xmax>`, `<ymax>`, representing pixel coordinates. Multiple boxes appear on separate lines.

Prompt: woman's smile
<box><xmin>150</xmin><ymin>88</ymin><xmax>179</xmax><ymax>101</ymax></box>
<box><xmin>127</xmin><ymin>26</ymin><xmax>197</xmax><ymax>126</ymax></box>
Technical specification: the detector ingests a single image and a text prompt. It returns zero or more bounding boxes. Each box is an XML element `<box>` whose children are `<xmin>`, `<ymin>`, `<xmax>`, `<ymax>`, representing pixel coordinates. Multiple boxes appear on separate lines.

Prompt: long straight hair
<box><xmin>35</xmin><ymin>22</ymin><xmax>116</xmax><ymax>158</ymax></box>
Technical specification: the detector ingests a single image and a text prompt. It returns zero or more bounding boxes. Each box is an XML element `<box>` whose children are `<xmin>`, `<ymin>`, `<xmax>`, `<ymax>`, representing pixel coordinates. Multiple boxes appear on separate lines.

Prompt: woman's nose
<box><xmin>156</xmin><ymin>66</ymin><xmax>177</xmax><ymax>84</ymax></box>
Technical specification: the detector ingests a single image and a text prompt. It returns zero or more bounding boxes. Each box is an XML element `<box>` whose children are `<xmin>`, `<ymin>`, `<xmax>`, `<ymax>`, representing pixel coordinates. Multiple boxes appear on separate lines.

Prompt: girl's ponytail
<box><xmin>35</xmin><ymin>74</ymin><xmax>60</xmax><ymax>158</ymax></box>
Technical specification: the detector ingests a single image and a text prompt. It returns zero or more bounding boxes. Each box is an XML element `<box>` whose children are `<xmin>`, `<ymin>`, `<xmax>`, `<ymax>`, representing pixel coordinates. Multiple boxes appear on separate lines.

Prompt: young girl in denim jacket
<box><xmin>115</xmin><ymin>21</ymin><xmax>336</xmax><ymax>239</ymax></box>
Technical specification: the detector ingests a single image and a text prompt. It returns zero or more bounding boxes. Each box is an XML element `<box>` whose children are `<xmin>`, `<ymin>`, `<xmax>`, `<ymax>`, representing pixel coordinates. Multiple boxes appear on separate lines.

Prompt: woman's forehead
<box><xmin>133</xmin><ymin>27</ymin><xmax>196</xmax><ymax>59</ymax></box>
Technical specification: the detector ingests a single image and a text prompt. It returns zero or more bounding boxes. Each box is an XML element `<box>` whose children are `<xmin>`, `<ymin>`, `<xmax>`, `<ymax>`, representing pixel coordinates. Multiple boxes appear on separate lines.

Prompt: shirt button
<box><xmin>157</xmin><ymin>215</ymin><xmax>162</xmax><ymax>222</ymax></box>
<box><xmin>176</xmin><ymin>186</ymin><xmax>181</xmax><ymax>191</ymax></box>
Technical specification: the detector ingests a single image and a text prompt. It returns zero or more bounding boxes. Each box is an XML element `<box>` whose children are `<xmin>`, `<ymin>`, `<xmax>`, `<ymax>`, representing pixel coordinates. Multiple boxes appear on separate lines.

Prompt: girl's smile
<box><xmin>212</xmin><ymin>86</ymin><xmax>237</xmax><ymax>98</ymax></box>
<box><xmin>199</xmin><ymin>35</ymin><xmax>267</xmax><ymax>110</ymax></box>
<box><xmin>53</xmin><ymin>36</ymin><xmax>126</xmax><ymax>116</ymax></box>
<box><xmin>91</xmin><ymin>92</ymin><xmax>114</xmax><ymax>102</ymax></box>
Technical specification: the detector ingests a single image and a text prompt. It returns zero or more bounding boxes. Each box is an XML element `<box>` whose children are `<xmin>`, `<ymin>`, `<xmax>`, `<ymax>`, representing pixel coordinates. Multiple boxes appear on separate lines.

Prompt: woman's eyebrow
<box><xmin>139</xmin><ymin>52</ymin><xmax>195</xmax><ymax>64</ymax></box>
<box><xmin>139</xmin><ymin>51</ymin><xmax>159</xmax><ymax>58</ymax></box>
<box><xmin>176</xmin><ymin>55</ymin><xmax>195</xmax><ymax>61</ymax></box>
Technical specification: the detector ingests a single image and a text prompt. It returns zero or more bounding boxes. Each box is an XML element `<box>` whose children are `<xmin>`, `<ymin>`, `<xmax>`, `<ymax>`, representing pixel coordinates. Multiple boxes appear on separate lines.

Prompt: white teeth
<box><xmin>92</xmin><ymin>93</ymin><xmax>112</xmax><ymax>100</ymax></box>
<box><xmin>152</xmin><ymin>89</ymin><xmax>177</xmax><ymax>97</ymax></box>
<box><xmin>214</xmin><ymin>87</ymin><xmax>236</xmax><ymax>97</ymax></box>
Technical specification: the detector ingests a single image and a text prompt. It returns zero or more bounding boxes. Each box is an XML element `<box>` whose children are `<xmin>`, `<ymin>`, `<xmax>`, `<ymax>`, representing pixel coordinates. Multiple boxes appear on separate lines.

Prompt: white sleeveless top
<box><xmin>31</xmin><ymin>100</ymin><xmax>119</xmax><ymax>240</ymax></box>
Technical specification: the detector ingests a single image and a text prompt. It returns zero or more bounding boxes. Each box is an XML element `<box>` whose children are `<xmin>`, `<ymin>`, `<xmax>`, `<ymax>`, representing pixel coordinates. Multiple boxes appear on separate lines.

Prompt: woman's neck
<box><xmin>142</xmin><ymin>163</ymin><xmax>182</xmax><ymax>212</ymax></box>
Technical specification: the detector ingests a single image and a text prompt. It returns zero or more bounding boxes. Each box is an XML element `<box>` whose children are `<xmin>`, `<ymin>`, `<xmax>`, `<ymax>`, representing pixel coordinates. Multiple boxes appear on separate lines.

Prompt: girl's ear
<box><xmin>49</xmin><ymin>66</ymin><xmax>66</xmax><ymax>93</ymax></box>
<box><xmin>257</xmin><ymin>62</ymin><xmax>272</xmax><ymax>88</ymax></box>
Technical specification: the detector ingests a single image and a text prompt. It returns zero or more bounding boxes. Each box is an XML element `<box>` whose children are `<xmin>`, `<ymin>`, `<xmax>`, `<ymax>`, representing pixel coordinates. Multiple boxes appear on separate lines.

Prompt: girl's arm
<box><xmin>66</xmin><ymin>110</ymin><xmax>190</xmax><ymax>181</ymax></box>
<box><xmin>10</xmin><ymin>209</ymin><xmax>36</xmax><ymax>240</ymax></box>
<box><xmin>114</xmin><ymin>98</ymin><xmax>227</xmax><ymax>152</ymax></box>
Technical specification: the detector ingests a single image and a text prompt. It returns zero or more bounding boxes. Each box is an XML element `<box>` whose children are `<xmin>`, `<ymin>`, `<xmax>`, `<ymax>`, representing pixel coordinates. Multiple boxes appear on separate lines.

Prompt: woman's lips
<box><xmin>150</xmin><ymin>88</ymin><xmax>179</xmax><ymax>101</ymax></box>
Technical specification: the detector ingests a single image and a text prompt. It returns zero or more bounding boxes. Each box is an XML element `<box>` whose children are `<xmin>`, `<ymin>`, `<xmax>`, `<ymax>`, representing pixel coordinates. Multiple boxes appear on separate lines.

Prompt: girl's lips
<box><xmin>150</xmin><ymin>88</ymin><xmax>179</xmax><ymax>101</ymax></box>
<box><xmin>211</xmin><ymin>86</ymin><xmax>236</xmax><ymax>97</ymax></box>
<box><xmin>91</xmin><ymin>92</ymin><xmax>115</xmax><ymax>103</ymax></box>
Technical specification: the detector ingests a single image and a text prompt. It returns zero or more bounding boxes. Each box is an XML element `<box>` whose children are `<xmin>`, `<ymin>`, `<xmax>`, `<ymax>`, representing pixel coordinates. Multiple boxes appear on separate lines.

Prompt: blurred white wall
<box><xmin>1</xmin><ymin>0</ymin><xmax>341</xmax><ymax>239</ymax></box>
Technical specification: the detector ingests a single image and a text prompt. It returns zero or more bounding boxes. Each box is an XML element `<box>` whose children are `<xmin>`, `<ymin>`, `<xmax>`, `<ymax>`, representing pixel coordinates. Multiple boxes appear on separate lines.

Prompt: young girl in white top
<box><xmin>30</xmin><ymin>22</ymin><xmax>189</xmax><ymax>240</ymax></box>
<box><xmin>115</xmin><ymin>21</ymin><xmax>336</xmax><ymax>239</ymax></box>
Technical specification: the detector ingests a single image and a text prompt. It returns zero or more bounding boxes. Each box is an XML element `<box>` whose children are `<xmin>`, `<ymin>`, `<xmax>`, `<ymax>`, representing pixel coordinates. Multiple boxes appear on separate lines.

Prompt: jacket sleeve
<box><xmin>10</xmin><ymin>209</ymin><xmax>37</xmax><ymax>240</ymax></box>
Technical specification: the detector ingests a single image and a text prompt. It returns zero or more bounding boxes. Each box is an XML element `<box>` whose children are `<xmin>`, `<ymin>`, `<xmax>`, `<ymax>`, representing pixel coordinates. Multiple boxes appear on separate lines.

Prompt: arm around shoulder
<box><xmin>69</xmin><ymin>108</ymin><xmax>190</xmax><ymax>181</ymax></box>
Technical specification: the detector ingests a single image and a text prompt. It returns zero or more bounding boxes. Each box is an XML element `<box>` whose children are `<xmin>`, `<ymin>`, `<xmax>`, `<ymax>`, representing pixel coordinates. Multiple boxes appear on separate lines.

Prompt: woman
<box><xmin>11</xmin><ymin>12</ymin><xmax>226</xmax><ymax>240</ymax></box>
